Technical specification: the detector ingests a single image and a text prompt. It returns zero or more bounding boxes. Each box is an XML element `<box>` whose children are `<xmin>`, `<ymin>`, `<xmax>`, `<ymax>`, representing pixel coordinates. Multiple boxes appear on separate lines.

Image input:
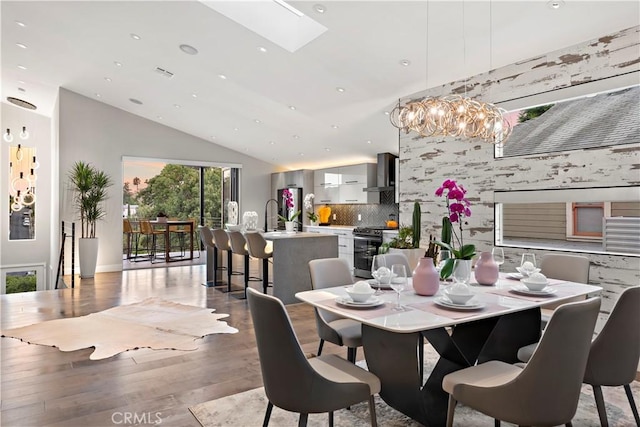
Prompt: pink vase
<box><xmin>474</xmin><ymin>251</ymin><xmax>499</xmax><ymax>285</ymax></box>
<box><xmin>412</xmin><ymin>257</ymin><xmax>440</xmax><ymax>296</ymax></box>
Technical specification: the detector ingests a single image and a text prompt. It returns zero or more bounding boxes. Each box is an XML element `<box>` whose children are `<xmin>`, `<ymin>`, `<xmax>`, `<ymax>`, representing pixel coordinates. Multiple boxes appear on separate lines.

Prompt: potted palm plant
<box><xmin>69</xmin><ymin>161</ymin><xmax>112</xmax><ymax>278</ymax></box>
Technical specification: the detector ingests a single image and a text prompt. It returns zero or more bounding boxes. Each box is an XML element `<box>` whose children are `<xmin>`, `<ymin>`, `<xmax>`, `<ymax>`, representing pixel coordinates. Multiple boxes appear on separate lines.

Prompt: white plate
<box><xmin>510</xmin><ymin>285</ymin><xmax>557</xmax><ymax>297</ymax></box>
<box><xmin>336</xmin><ymin>296</ymin><xmax>385</xmax><ymax>308</ymax></box>
<box><xmin>507</xmin><ymin>272</ymin><xmax>524</xmax><ymax>280</ymax></box>
<box><xmin>367</xmin><ymin>279</ymin><xmax>393</xmax><ymax>290</ymax></box>
<box><xmin>434</xmin><ymin>297</ymin><xmax>485</xmax><ymax>311</ymax></box>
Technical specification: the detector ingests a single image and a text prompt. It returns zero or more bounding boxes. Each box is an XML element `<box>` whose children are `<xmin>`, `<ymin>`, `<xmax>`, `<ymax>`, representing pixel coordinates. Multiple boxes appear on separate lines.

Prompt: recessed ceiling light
<box><xmin>336</xmin><ymin>87</ymin><xmax>345</xmax><ymax>93</ymax></box>
<box><xmin>289</xmin><ymin>105</ymin><xmax>296</xmax><ymax>110</ymax></box>
<box><xmin>547</xmin><ymin>0</ymin><xmax>564</xmax><ymax>9</ymax></box>
<box><xmin>17</xmin><ymin>65</ymin><xmax>26</xmax><ymax>70</ymax></box>
<box><xmin>331</xmin><ymin>125</ymin><xmax>339</xmax><ymax>129</ymax></box>
<box><xmin>114</xmin><ymin>61</ymin><xmax>123</xmax><ymax>67</ymax></box>
<box><xmin>174</xmin><ymin>104</ymin><xmax>181</xmax><ymax>109</ymax></box>
<box><xmin>384</xmin><ymin>111</ymin><xmax>390</xmax><ymax>115</ymax></box>
<box><xmin>15</xmin><ymin>21</ymin><xmax>26</xmax><ymax>27</ymax></box>
<box><xmin>104</xmin><ymin>77</ymin><xmax>112</xmax><ymax>82</ymax></box>
<box><xmin>129</xmin><ymin>98</ymin><xmax>143</xmax><ymax>105</ymax></box>
<box><xmin>210</xmin><ymin>136</ymin><xmax>216</xmax><ymax>140</ymax></box>
<box><xmin>257</xmin><ymin>46</ymin><xmax>268</xmax><ymax>53</ymax></box>
<box><xmin>324</xmin><ymin>148</ymin><xmax>331</xmax><ymax>152</ymax></box>
<box><xmin>130</xmin><ymin>33</ymin><xmax>141</xmax><ymax>40</ymax></box>
<box><xmin>179</xmin><ymin>44</ymin><xmax>199</xmax><ymax>55</ymax></box>
<box><xmin>366</xmin><ymin>140</ymin><xmax>372</xmax><ymax>144</ymax></box>
<box><xmin>269</xmin><ymin>141</ymin><xmax>275</xmax><ymax>145</ymax></box>
<box><xmin>313</xmin><ymin>4</ymin><xmax>326</xmax><ymax>13</ymax></box>
<box><xmin>299</xmin><ymin>152</ymin><xmax>305</xmax><ymax>156</ymax></box>
<box><xmin>191</xmin><ymin>93</ymin><xmax>197</xmax><ymax>98</ymax></box>
<box><xmin>234</xmin><ymin>127</ymin><xmax>239</xmax><ymax>131</ymax></box>
<box><xmin>399</xmin><ymin>59</ymin><xmax>411</xmax><ymax>67</ymax></box>
<box><xmin>16</xmin><ymin>43</ymin><xmax>27</xmax><ymax>49</ymax></box>
<box><xmin>293</xmin><ymin>135</ymin><xmax>300</xmax><ymax>139</ymax></box>
<box><xmin>218</xmin><ymin>74</ymin><xmax>227</xmax><ymax>80</ymax></box>
<box><xmin>95</xmin><ymin>93</ymin><xmax>102</xmax><ymax>98</ymax></box>
<box><xmin>254</xmin><ymin>119</ymin><xmax>262</xmax><ymax>124</ymax></box>
<box><xmin>157</xmin><ymin>116</ymin><xmax>163</xmax><ymax>120</ymax></box>
<box><xmin>244</xmin><ymin>148</ymin><xmax>249</xmax><ymax>152</ymax></box>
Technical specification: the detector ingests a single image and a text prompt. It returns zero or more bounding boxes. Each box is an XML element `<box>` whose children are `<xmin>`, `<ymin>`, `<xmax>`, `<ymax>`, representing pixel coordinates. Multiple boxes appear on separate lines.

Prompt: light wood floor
<box><xmin>1</xmin><ymin>264</ymin><xmax>347</xmax><ymax>426</ymax></box>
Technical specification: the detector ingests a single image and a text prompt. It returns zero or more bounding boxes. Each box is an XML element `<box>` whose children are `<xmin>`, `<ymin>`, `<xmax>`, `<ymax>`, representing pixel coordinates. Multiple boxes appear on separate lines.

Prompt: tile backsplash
<box><xmin>316</xmin><ymin>203</ymin><xmax>399</xmax><ymax>227</ymax></box>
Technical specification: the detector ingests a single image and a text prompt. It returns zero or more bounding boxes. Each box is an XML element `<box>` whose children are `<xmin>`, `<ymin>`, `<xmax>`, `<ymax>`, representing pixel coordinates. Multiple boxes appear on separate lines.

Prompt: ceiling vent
<box><xmin>7</xmin><ymin>97</ymin><xmax>37</xmax><ymax>110</ymax></box>
<box><xmin>154</xmin><ymin>67</ymin><xmax>174</xmax><ymax>79</ymax></box>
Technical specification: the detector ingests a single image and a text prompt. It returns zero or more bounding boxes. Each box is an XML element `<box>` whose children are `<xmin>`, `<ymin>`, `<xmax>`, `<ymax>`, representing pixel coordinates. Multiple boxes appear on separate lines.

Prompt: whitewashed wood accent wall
<box><xmin>398</xmin><ymin>26</ymin><xmax>640</xmax><ymax>330</ymax></box>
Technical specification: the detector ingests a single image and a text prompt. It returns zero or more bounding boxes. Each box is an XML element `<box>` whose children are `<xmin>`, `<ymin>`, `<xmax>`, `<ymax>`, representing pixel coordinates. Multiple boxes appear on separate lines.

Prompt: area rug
<box><xmin>189</xmin><ymin>345</ymin><xmax>640</xmax><ymax>427</ymax></box>
<box><xmin>1</xmin><ymin>297</ymin><xmax>238</xmax><ymax>360</ymax></box>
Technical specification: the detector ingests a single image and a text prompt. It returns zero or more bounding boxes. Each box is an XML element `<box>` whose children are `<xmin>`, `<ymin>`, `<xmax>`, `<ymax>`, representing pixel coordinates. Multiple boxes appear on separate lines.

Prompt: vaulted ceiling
<box><xmin>2</xmin><ymin>1</ymin><xmax>638</xmax><ymax>169</ymax></box>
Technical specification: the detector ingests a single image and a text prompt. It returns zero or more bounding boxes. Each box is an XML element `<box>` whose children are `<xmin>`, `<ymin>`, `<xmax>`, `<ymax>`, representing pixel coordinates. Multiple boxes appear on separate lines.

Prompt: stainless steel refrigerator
<box><xmin>276</xmin><ymin>187</ymin><xmax>303</xmax><ymax>231</ymax></box>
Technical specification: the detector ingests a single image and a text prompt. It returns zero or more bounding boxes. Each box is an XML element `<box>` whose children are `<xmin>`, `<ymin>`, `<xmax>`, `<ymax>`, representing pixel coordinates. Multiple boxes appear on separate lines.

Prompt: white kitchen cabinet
<box><xmin>305</xmin><ymin>226</ymin><xmax>355</xmax><ymax>272</ymax></box>
<box><xmin>312</xmin><ymin>163</ymin><xmax>376</xmax><ymax>204</ymax></box>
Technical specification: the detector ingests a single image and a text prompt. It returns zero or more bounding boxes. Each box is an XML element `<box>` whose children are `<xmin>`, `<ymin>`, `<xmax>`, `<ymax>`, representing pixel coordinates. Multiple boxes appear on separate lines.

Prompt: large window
<box><xmin>495</xmin><ymin>187</ymin><xmax>640</xmax><ymax>256</ymax></box>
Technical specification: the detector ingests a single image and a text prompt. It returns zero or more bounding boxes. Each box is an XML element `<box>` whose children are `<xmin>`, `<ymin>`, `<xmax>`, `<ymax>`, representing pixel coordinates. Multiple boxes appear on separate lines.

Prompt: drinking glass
<box><xmin>492</xmin><ymin>247</ymin><xmax>505</xmax><ymax>271</ymax></box>
<box><xmin>371</xmin><ymin>255</ymin><xmax>387</xmax><ymax>295</ymax></box>
<box><xmin>438</xmin><ymin>249</ymin><xmax>451</xmax><ymax>271</ymax></box>
<box><xmin>390</xmin><ymin>264</ymin><xmax>407</xmax><ymax>311</ymax></box>
<box><xmin>452</xmin><ymin>259</ymin><xmax>472</xmax><ymax>285</ymax></box>
<box><xmin>520</xmin><ymin>253</ymin><xmax>537</xmax><ymax>275</ymax></box>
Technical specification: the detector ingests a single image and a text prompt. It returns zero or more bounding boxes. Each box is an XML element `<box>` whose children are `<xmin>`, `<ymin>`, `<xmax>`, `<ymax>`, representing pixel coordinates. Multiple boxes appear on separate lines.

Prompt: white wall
<box><xmin>1</xmin><ymin>103</ymin><xmax>53</xmax><ymax>286</ymax></box>
<box><xmin>58</xmin><ymin>89</ymin><xmax>276</xmax><ymax>273</ymax></box>
<box><xmin>399</xmin><ymin>26</ymin><xmax>640</xmax><ymax>332</ymax></box>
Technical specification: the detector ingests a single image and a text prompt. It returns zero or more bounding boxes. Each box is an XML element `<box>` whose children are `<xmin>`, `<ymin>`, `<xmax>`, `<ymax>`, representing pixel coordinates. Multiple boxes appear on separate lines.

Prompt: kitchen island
<box><xmin>263</xmin><ymin>231</ymin><xmax>338</xmax><ymax>304</ymax></box>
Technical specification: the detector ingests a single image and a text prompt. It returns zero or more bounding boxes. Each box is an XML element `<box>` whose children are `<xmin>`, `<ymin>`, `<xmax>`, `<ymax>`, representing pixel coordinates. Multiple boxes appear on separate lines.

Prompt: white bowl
<box><xmin>521</xmin><ymin>278</ymin><xmax>548</xmax><ymax>291</ymax></box>
<box><xmin>516</xmin><ymin>266</ymin><xmax>541</xmax><ymax>277</ymax></box>
<box><xmin>443</xmin><ymin>288</ymin><xmax>474</xmax><ymax>305</ymax></box>
<box><xmin>225</xmin><ymin>223</ymin><xmax>243</xmax><ymax>232</ymax></box>
<box><xmin>345</xmin><ymin>286</ymin><xmax>376</xmax><ymax>303</ymax></box>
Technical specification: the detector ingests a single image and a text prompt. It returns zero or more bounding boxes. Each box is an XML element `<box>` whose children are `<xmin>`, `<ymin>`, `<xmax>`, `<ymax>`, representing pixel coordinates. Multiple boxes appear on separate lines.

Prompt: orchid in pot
<box><xmin>304</xmin><ymin>193</ymin><xmax>318</xmax><ymax>224</ymax></box>
<box><xmin>435</xmin><ymin>179</ymin><xmax>476</xmax><ymax>279</ymax></box>
<box><xmin>277</xmin><ymin>188</ymin><xmax>300</xmax><ymax>230</ymax></box>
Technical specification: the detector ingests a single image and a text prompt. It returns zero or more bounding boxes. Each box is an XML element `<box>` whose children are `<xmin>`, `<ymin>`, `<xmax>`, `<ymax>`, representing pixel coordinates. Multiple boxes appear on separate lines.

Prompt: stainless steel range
<box><xmin>353</xmin><ymin>226</ymin><xmax>392</xmax><ymax>278</ymax></box>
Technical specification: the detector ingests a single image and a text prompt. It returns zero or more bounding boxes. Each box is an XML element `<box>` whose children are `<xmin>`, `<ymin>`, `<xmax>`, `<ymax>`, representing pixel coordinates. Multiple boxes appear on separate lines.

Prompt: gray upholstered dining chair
<box><xmin>379</xmin><ymin>252</ymin><xmax>413</xmax><ymax>277</ymax></box>
<box><xmin>244</xmin><ymin>232</ymin><xmax>273</xmax><ymax>294</ymax></box>
<box><xmin>308</xmin><ymin>258</ymin><xmax>361</xmax><ymax>363</ymax></box>
<box><xmin>518</xmin><ymin>286</ymin><xmax>640</xmax><ymax>427</ymax></box>
<box><xmin>443</xmin><ymin>297</ymin><xmax>601</xmax><ymax>427</ymax></box>
<box><xmin>247</xmin><ymin>288</ymin><xmax>380</xmax><ymax>427</ymax></box>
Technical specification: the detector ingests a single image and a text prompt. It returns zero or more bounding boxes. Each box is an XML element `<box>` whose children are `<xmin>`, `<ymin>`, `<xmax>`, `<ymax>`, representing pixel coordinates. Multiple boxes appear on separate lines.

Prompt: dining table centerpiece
<box><xmin>278</xmin><ymin>188</ymin><xmax>300</xmax><ymax>231</ymax></box>
<box><xmin>303</xmin><ymin>193</ymin><xmax>318</xmax><ymax>226</ymax></box>
<box><xmin>435</xmin><ymin>179</ymin><xmax>476</xmax><ymax>280</ymax></box>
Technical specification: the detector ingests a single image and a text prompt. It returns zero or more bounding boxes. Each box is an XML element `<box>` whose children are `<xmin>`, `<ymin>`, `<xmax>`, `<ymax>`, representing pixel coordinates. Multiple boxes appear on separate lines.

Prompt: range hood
<box><xmin>364</xmin><ymin>152</ymin><xmax>398</xmax><ymax>192</ymax></box>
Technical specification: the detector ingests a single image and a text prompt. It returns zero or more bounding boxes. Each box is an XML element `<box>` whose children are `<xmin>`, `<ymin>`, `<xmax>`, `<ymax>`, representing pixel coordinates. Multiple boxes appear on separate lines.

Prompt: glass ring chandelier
<box><xmin>390</xmin><ymin>95</ymin><xmax>512</xmax><ymax>144</ymax></box>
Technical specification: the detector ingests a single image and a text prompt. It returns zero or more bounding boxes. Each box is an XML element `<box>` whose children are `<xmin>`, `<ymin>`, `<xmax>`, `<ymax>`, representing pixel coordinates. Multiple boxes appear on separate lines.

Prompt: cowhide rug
<box><xmin>189</xmin><ymin>345</ymin><xmax>640</xmax><ymax>427</ymax></box>
<box><xmin>1</xmin><ymin>297</ymin><xmax>238</xmax><ymax>360</ymax></box>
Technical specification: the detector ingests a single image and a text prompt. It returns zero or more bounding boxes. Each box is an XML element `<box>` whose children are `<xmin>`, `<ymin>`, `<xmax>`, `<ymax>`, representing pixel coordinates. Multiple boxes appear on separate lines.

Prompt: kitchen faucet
<box><xmin>264</xmin><ymin>198</ymin><xmax>279</xmax><ymax>232</ymax></box>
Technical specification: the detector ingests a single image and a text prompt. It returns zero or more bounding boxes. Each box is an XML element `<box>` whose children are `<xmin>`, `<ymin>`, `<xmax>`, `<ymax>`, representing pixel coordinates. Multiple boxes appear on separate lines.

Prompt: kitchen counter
<box><xmin>304</xmin><ymin>225</ymin><xmax>356</xmax><ymax>231</ymax></box>
<box><xmin>263</xmin><ymin>231</ymin><xmax>338</xmax><ymax>304</ymax></box>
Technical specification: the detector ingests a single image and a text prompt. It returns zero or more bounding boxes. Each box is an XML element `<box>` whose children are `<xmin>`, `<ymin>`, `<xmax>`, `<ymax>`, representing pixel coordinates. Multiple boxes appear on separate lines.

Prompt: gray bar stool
<box><xmin>212</xmin><ymin>228</ymin><xmax>242</xmax><ymax>292</ymax></box>
<box><xmin>227</xmin><ymin>230</ymin><xmax>262</xmax><ymax>299</ymax></box>
<box><xmin>245</xmin><ymin>232</ymin><xmax>273</xmax><ymax>294</ymax></box>
<box><xmin>199</xmin><ymin>226</ymin><xmax>225</xmax><ymax>287</ymax></box>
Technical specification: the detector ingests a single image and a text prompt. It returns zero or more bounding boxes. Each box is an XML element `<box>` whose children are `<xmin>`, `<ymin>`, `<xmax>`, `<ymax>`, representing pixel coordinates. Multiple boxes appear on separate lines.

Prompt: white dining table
<box><xmin>296</xmin><ymin>273</ymin><xmax>602</xmax><ymax>426</ymax></box>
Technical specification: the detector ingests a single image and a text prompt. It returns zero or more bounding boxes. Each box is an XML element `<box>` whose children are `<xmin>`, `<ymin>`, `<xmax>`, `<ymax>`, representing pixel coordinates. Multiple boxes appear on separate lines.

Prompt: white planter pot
<box><xmin>79</xmin><ymin>238</ymin><xmax>99</xmax><ymax>278</ymax></box>
<box><xmin>388</xmin><ymin>247</ymin><xmax>424</xmax><ymax>272</ymax></box>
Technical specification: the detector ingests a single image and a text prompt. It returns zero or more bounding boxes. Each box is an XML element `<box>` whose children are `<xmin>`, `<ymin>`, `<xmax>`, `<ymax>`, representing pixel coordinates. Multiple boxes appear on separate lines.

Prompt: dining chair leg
<box><xmin>565</xmin><ymin>423</ymin><xmax>573</xmax><ymax>427</ymax></box>
<box><xmin>262</xmin><ymin>401</ymin><xmax>273</xmax><ymax>427</ymax></box>
<box><xmin>494</xmin><ymin>419</ymin><xmax>501</xmax><ymax>427</ymax></box>
<box><xmin>593</xmin><ymin>385</ymin><xmax>609</xmax><ymax>427</ymax></box>
<box><xmin>446</xmin><ymin>395</ymin><xmax>457</xmax><ymax>427</ymax></box>
<box><xmin>347</xmin><ymin>347</ymin><xmax>357</xmax><ymax>363</ymax></box>
<box><xmin>418</xmin><ymin>335</ymin><xmax>424</xmax><ymax>383</ymax></box>
<box><xmin>368</xmin><ymin>395</ymin><xmax>378</xmax><ymax>427</ymax></box>
<box><xmin>624</xmin><ymin>384</ymin><xmax>640</xmax><ymax>425</ymax></box>
<box><xmin>227</xmin><ymin>250</ymin><xmax>233</xmax><ymax>292</ymax></box>
<box><xmin>328</xmin><ymin>411</ymin><xmax>334</xmax><ymax>427</ymax></box>
<box><xmin>298</xmin><ymin>413</ymin><xmax>308</xmax><ymax>427</ymax></box>
<box><xmin>317</xmin><ymin>339</ymin><xmax>324</xmax><ymax>356</ymax></box>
